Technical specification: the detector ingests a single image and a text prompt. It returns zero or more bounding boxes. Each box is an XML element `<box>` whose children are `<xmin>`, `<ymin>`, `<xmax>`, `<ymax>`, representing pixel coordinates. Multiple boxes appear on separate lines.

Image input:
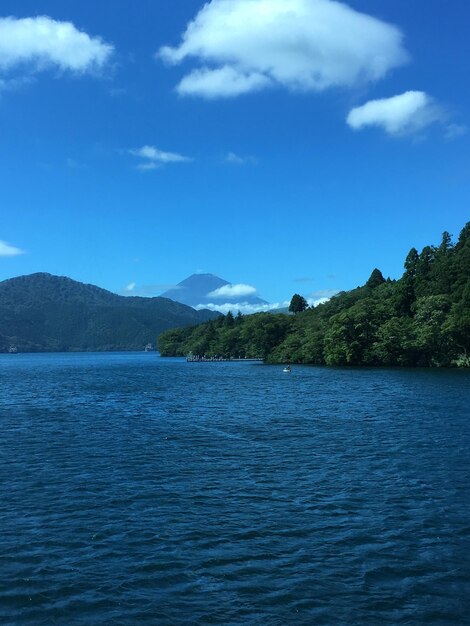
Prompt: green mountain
<box><xmin>0</xmin><ymin>273</ymin><xmax>219</xmax><ymax>352</ymax></box>
<box><xmin>158</xmin><ymin>222</ymin><xmax>470</xmax><ymax>367</ymax></box>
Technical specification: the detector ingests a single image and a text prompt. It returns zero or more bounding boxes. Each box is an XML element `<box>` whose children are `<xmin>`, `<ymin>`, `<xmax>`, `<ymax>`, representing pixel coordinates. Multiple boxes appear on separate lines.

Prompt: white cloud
<box><xmin>177</xmin><ymin>65</ymin><xmax>271</xmax><ymax>98</ymax></box>
<box><xmin>130</xmin><ymin>145</ymin><xmax>192</xmax><ymax>170</ymax></box>
<box><xmin>309</xmin><ymin>289</ymin><xmax>340</xmax><ymax>299</ymax></box>
<box><xmin>130</xmin><ymin>145</ymin><xmax>191</xmax><ymax>163</ymax></box>
<box><xmin>66</xmin><ymin>158</ymin><xmax>86</xmax><ymax>169</ymax></box>
<box><xmin>121</xmin><ymin>283</ymin><xmax>183</xmax><ymax>297</ymax></box>
<box><xmin>0</xmin><ymin>240</ymin><xmax>25</xmax><ymax>257</ymax></box>
<box><xmin>0</xmin><ymin>75</ymin><xmax>34</xmax><ymax>93</ymax></box>
<box><xmin>306</xmin><ymin>297</ymin><xmax>329</xmax><ymax>307</ymax></box>
<box><xmin>196</xmin><ymin>296</ymin><xmax>332</xmax><ymax>314</ymax></box>
<box><xmin>196</xmin><ymin>301</ymin><xmax>275</xmax><ymax>314</ymax></box>
<box><xmin>0</xmin><ymin>16</ymin><xmax>113</xmax><ymax>75</ymax></box>
<box><xmin>136</xmin><ymin>161</ymin><xmax>160</xmax><ymax>171</ymax></box>
<box><xmin>346</xmin><ymin>91</ymin><xmax>443</xmax><ymax>136</ymax></box>
<box><xmin>225</xmin><ymin>152</ymin><xmax>257</xmax><ymax>165</ymax></box>
<box><xmin>208</xmin><ymin>283</ymin><xmax>257</xmax><ymax>298</ymax></box>
<box><xmin>444</xmin><ymin>123</ymin><xmax>468</xmax><ymax>140</ymax></box>
<box><xmin>158</xmin><ymin>0</ymin><xmax>407</xmax><ymax>98</ymax></box>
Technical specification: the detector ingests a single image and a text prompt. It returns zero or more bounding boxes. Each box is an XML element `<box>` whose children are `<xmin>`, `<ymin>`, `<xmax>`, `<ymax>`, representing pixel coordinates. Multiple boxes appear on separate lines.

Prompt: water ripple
<box><xmin>0</xmin><ymin>354</ymin><xmax>469</xmax><ymax>625</ymax></box>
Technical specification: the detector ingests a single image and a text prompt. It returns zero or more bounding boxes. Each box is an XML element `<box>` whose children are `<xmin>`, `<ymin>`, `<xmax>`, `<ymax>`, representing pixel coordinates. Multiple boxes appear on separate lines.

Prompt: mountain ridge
<box><xmin>0</xmin><ymin>272</ymin><xmax>219</xmax><ymax>352</ymax></box>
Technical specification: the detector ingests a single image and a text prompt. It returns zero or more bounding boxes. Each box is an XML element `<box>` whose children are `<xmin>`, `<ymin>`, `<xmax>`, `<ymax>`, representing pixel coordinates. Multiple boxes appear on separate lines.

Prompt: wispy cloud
<box><xmin>135</xmin><ymin>161</ymin><xmax>160</xmax><ymax>172</ymax></box>
<box><xmin>120</xmin><ymin>283</ymin><xmax>183</xmax><ymax>297</ymax></box>
<box><xmin>347</xmin><ymin>91</ymin><xmax>444</xmax><ymax>136</ymax></box>
<box><xmin>225</xmin><ymin>152</ymin><xmax>257</xmax><ymax>165</ymax></box>
<box><xmin>0</xmin><ymin>16</ymin><xmax>113</xmax><ymax>78</ymax></box>
<box><xmin>130</xmin><ymin>145</ymin><xmax>193</xmax><ymax>170</ymax></box>
<box><xmin>444</xmin><ymin>123</ymin><xmax>468</xmax><ymax>140</ymax></box>
<box><xmin>208</xmin><ymin>283</ymin><xmax>257</xmax><ymax>299</ymax></box>
<box><xmin>0</xmin><ymin>75</ymin><xmax>35</xmax><ymax>94</ymax></box>
<box><xmin>0</xmin><ymin>240</ymin><xmax>25</xmax><ymax>257</ymax></box>
<box><xmin>158</xmin><ymin>0</ymin><xmax>407</xmax><ymax>99</ymax></box>
<box><xmin>66</xmin><ymin>158</ymin><xmax>86</xmax><ymax>169</ymax></box>
<box><xmin>309</xmin><ymin>289</ymin><xmax>340</xmax><ymax>299</ymax></box>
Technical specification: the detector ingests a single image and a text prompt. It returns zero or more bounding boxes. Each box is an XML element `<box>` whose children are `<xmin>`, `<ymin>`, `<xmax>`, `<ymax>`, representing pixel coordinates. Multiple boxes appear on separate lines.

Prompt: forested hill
<box><xmin>0</xmin><ymin>273</ymin><xmax>219</xmax><ymax>352</ymax></box>
<box><xmin>158</xmin><ymin>222</ymin><xmax>470</xmax><ymax>367</ymax></box>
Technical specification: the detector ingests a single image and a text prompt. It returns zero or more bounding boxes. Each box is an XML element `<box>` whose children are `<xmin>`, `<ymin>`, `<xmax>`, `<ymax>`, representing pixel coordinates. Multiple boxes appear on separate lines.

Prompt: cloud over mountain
<box><xmin>195</xmin><ymin>301</ymin><xmax>275</xmax><ymax>315</ymax></box>
<box><xmin>161</xmin><ymin>273</ymin><xmax>268</xmax><ymax>309</ymax></box>
<box><xmin>158</xmin><ymin>0</ymin><xmax>408</xmax><ymax>98</ymax></box>
<box><xmin>208</xmin><ymin>283</ymin><xmax>257</xmax><ymax>299</ymax></box>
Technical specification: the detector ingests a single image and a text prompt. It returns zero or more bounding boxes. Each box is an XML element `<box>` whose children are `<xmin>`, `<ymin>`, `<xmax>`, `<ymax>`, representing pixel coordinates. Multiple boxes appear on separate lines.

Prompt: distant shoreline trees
<box><xmin>159</xmin><ymin>222</ymin><xmax>470</xmax><ymax>367</ymax></box>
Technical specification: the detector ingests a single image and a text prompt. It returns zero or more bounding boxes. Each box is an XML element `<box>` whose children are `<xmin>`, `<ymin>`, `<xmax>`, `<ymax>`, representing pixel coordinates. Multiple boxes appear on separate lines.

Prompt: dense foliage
<box><xmin>159</xmin><ymin>310</ymin><xmax>291</xmax><ymax>360</ymax></box>
<box><xmin>289</xmin><ymin>294</ymin><xmax>308</xmax><ymax>314</ymax></box>
<box><xmin>0</xmin><ymin>273</ymin><xmax>219</xmax><ymax>352</ymax></box>
<box><xmin>159</xmin><ymin>223</ymin><xmax>470</xmax><ymax>367</ymax></box>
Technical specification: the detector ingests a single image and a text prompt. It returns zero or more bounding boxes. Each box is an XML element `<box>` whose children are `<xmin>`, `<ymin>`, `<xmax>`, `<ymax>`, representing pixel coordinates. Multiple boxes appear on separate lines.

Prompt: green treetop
<box><xmin>289</xmin><ymin>294</ymin><xmax>308</xmax><ymax>314</ymax></box>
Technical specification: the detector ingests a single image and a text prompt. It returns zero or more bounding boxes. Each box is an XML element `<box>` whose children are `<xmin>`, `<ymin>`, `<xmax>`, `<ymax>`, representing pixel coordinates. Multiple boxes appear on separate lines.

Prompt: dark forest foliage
<box><xmin>159</xmin><ymin>223</ymin><xmax>470</xmax><ymax>367</ymax></box>
<box><xmin>0</xmin><ymin>273</ymin><xmax>219</xmax><ymax>352</ymax></box>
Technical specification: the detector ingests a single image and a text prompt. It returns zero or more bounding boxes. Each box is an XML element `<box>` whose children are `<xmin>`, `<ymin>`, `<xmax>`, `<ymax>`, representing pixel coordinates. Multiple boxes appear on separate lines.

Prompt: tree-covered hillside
<box><xmin>158</xmin><ymin>223</ymin><xmax>470</xmax><ymax>367</ymax></box>
<box><xmin>0</xmin><ymin>273</ymin><xmax>219</xmax><ymax>352</ymax></box>
<box><xmin>158</xmin><ymin>310</ymin><xmax>292</xmax><ymax>360</ymax></box>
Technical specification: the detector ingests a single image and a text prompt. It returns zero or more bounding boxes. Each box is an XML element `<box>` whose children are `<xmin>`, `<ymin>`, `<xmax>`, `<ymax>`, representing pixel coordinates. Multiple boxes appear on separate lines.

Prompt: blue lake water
<box><xmin>1</xmin><ymin>352</ymin><xmax>469</xmax><ymax>625</ymax></box>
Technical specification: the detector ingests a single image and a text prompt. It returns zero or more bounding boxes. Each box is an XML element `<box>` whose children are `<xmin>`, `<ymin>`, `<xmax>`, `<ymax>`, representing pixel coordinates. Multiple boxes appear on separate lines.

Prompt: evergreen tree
<box><xmin>404</xmin><ymin>247</ymin><xmax>419</xmax><ymax>279</ymax></box>
<box><xmin>456</xmin><ymin>221</ymin><xmax>470</xmax><ymax>249</ymax></box>
<box><xmin>438</xmin><ymin>231</ymin><xmax>453</xmax><ymax>255</ymax></box>
<box><xmin>365</xmin><ymin>268</ymin><xmax>385</xmax><ymax>289</ymax></box>
<box><xmin>400</xmin><ymin>247</ymin><xmax>419</xmax><ymax>315</ymax></box>
<box><xmin>289</xmin><ymin>294</ymin><xmax>308</xmax><ymax>314</ymax></box>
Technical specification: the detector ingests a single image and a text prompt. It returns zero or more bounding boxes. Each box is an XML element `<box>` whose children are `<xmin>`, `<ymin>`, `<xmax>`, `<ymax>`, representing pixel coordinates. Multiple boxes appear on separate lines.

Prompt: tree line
<box><xmin>158</xmin><ymin>222</ymin><xmax>470</xmax><ymax>367</ymax></box>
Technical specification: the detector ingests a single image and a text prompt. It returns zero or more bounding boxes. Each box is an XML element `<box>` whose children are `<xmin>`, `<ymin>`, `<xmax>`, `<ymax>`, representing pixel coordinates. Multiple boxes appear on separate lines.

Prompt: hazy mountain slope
<box><xmin>0</xmin><ymin>273</ymin><xmax>219</xmax><ymax>352</ymax></box>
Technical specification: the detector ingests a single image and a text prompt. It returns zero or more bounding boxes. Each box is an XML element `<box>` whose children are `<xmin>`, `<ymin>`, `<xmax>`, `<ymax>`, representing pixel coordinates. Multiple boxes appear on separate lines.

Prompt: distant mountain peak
<box><xmin>178</xmin><ymin>273</ymin><xmax>229</xmax><ymax>286</ymax></box>
<box><xmin>160</xmin><ymin>273</ymin><xmax>267</xmax><ymax>308</ymax></box>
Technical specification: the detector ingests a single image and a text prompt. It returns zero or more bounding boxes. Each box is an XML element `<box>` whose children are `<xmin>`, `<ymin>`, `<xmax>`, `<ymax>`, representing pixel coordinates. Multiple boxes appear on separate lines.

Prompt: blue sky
<box><xmin>1</xmin><ymin>0</ymin><xmax>469</xmax><ymax>312</ymax></box>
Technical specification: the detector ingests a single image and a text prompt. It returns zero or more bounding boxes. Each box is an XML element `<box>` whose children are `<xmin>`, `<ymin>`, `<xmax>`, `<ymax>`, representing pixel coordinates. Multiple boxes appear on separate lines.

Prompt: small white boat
<box><xmin>283</xmin><ymin>365</ymin><xmax>291</xmax><ymax>373</ymax></box>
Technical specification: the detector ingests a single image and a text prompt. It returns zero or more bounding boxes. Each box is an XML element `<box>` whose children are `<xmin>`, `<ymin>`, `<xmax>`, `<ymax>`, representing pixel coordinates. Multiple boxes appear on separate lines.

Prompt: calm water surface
<box><xmin>0</xmin><ymin>353</ymin><xmax>469</xmax><ymax>625</ymax></box>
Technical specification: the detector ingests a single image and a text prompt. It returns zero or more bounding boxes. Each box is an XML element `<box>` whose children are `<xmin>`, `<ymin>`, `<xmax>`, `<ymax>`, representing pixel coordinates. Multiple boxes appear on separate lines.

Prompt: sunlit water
<box><xmin>1</xmin><ymin>353</ymin><xmax>469</xmax><ymax>625</ymax></box>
